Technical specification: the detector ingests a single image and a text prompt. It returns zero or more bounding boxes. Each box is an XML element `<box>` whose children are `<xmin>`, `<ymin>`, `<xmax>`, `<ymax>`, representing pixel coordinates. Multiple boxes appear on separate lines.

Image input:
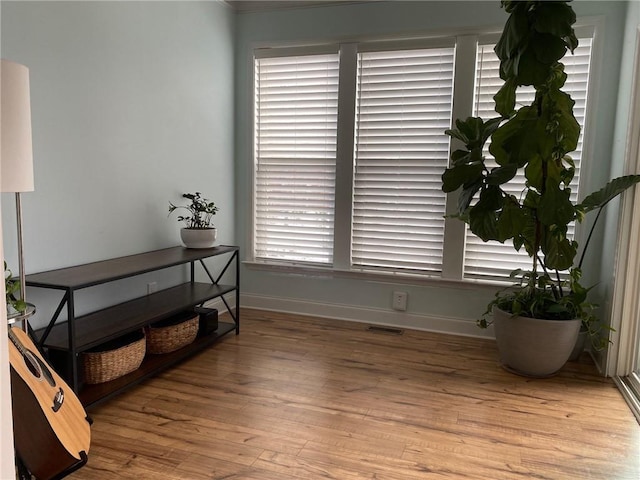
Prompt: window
<box><xmin>252</xmin><ymin>31</ymin><xmax>595</xmax><ymax>284</ymax></box>
<box><xmin>254</xmin><ymin>52</ymin><xmax>339</xmax><ymax>265</ymax></box>
<box><xmin>352</xmin><ymin>46</ymin><xmax>455</xmax><ymax>273</ymax></box>
<box><xmin>464</xmin><ymin>37</ymin><xmax>593</xmax><ymax>281</ymax></box>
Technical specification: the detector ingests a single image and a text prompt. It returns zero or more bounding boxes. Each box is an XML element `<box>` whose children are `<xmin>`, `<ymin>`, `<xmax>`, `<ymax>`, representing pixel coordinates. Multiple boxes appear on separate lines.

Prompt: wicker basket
<box><xmin>146</xmin><ymin>311</ymin><xmax>199</xmax><ymax>354</ymax></box>
<box><xmin>81</xmin><ymin>330</ymin><xmax>146</xmax><ymax>384</ymax></box>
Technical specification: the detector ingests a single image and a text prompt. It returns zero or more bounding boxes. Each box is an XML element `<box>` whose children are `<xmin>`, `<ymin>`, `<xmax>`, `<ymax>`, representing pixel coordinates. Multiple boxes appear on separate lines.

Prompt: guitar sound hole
<box><xmin>23</xmin><ymin>351</ymin><xmax>42</xmax><ymax>379</ymax></box>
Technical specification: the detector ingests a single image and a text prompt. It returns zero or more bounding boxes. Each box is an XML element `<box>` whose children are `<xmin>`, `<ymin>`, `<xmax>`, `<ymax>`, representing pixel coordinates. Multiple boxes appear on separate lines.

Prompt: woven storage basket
<box><xmin>81</xmin><ymin>330</ymin><xmax>146</xmax><ymax>384</ymax></box>
<box><xmin>146</xmin><ymin>311</ymin><xmax>199</xmax><ymax>354</ymax></box>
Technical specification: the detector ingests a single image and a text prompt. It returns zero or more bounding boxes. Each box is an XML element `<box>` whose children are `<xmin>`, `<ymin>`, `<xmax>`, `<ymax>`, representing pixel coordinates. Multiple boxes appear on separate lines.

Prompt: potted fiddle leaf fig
<box><xmin>168</xmin><ymin>192</ymin><xmax>219</xmax><ymax>249</ymax></box>
<box><xmin>441</xmin><ymin>0</ymin><xmax>640</xmax><ymax>376</ymax></box>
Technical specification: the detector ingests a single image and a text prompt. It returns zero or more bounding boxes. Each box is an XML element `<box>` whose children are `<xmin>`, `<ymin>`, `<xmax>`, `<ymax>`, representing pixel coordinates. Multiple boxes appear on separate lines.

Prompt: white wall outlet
<box><xmin>392</xmin><ymin>291</ymin><xmax>408</xmax><ymax>311</ymax></box>
<box><xmin>147</xmin><ymin>282</ymin><xmax>158</xmax><ymax>295</ymax></box>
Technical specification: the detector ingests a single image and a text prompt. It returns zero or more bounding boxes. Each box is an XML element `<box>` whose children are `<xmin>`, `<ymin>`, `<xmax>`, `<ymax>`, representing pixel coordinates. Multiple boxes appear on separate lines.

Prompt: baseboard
<box><xmin>240</xmin><ymin>293</ymin><xmax>495</xmax><ymax>339</ymax></box>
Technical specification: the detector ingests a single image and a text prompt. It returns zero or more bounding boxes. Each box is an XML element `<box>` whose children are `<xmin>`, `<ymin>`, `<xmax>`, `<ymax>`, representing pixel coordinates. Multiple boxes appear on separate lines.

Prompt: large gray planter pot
<box><xmin>568</xmin><ymin>328</ymin><xmax>589</xmax><ymax>361</ymax></box>
<box><xmin>493</xmin><ymin>307</ymin><xmax>581</xmax><ymax>377</ymax></box>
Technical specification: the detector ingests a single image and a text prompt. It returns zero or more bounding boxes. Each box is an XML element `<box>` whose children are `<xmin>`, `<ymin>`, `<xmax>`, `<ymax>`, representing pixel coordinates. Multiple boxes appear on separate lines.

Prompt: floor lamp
<box><xmin>1</xmin><ymin>59</ymin><xmax>35</xmax><ymax>332</ymax></box>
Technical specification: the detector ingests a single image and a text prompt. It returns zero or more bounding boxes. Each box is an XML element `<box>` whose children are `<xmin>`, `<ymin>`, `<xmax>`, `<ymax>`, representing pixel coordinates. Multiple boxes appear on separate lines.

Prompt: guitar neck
<box><xmin>9</xmin><ymin>328</ymin><xmax>30</xmax><ymax>358</ymax></box>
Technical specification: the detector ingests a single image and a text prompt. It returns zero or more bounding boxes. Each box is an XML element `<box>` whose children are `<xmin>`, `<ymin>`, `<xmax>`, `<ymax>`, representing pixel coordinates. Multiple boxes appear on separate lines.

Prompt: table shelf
<box><xmin>40</xmin><ymin>282</ymin><xmax>236</xmax><ymax>351</ymax></box>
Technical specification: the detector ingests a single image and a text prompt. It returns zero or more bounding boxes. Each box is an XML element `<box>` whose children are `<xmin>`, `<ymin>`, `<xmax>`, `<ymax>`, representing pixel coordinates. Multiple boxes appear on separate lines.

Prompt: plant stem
<box><xmin>555</xmin><ymin>269</ymin><xmax>564</xmax><ymax>298</ymax></box>
<box><xmin>578</xmin><ymin>205</ymin><xmax>605</xmax><ymax>270</ymax></box>
<box><xmin>536</xmin><ymin>253</ymin><xmax>561</xmax><ymax>299</ymax></box>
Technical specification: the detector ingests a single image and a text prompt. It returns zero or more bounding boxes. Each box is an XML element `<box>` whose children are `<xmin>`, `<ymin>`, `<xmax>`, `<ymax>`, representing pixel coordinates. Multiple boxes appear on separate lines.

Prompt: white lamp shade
<box><xmin>1</xmin><ymin>59</ymin><xmax>34</xmax><ymax>193</ymax></box>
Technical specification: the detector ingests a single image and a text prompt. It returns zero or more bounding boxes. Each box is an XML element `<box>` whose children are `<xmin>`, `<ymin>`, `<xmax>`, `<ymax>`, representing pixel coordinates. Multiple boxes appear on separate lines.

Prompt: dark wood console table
<box><xmin>26</xmin><ymin>245</ymin><xmax>239</xmax><ymax>407</ymax></box>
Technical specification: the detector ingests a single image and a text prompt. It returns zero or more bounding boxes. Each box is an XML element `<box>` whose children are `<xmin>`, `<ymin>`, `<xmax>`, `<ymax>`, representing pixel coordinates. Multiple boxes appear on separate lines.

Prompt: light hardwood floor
<box><xmin>70</xmin><ymin>308</ymin><xmax>640</xmax><ymax>479</ymax></box>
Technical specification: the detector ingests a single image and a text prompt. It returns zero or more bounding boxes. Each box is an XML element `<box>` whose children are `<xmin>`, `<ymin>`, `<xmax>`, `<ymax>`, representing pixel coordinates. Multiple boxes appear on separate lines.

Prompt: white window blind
<box><xmin>254</xmin><ymin>53</ymin><xmax>339</xmax><ymax>264</ymax></box>
<box><xmin>351</xmin><ymin>47</ymin><xmax>455</xmax><ymax>273</ymax></box>
<box><xmin>464</xmin><ymin>38</ymin><xmax>593</xmax><ymax>281</ymax></box>
<box><xmin>251</xmin><ymin>33</ymin><xmax>596</xmax><ymax>283</ymax></box>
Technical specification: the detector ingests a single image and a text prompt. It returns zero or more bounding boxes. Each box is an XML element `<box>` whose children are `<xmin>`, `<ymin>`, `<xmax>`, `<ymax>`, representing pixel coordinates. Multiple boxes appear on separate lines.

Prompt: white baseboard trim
<box><xmin>240</xmin><ymin>293</ymin><xmax>495</xmax><ymax>340</ymax></box>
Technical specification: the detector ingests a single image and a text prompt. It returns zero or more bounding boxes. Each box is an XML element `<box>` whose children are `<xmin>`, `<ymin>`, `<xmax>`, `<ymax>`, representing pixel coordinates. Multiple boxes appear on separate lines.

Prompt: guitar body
<box><xmin>9</xmin><ymin>326</ymin><xmax>91</xmax><ymax>480</ymax></box>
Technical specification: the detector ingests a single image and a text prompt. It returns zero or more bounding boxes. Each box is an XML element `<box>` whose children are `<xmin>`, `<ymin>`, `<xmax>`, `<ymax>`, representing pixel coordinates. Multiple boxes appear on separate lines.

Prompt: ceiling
<box><xmin>224</xmin><ymin>1</ymin><xmax>376</xmax><ymax>13</ymax></box>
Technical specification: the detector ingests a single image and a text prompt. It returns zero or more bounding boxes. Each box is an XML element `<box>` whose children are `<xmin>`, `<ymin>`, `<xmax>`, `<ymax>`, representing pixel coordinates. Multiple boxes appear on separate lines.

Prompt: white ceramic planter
<box><xmin>180</xmin><ymin>227</ymin><xmax>217</xmax><ymax>249</ymax></box>
<box><xmin>493</xmin><ymin>307</ymin><xmax>581</xmax><ymax>377</ymax></box>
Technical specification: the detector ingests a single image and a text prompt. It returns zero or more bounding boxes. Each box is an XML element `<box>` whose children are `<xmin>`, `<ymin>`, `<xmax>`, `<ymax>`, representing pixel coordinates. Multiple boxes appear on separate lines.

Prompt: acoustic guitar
<box><xmin>9</xmin><ymin>326</ymin><xmax>91</xmax><ymax>480</ymax></box>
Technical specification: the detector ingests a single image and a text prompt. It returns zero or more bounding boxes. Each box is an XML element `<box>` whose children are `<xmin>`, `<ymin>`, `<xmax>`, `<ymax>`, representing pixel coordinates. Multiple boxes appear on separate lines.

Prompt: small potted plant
<box><xmin>5</xmin><ymin>261</ymin><xmax>27</xmax><ymax>316</ymax></box>
<box><xmin>168</xmin><ymin>192</ymin><xmax>219</xmax><ymax>249</ymax></box>
<box><xmin>441</xmin><ymin>0</ymin><xmax>640</xmax><ymax>376</ymax></box>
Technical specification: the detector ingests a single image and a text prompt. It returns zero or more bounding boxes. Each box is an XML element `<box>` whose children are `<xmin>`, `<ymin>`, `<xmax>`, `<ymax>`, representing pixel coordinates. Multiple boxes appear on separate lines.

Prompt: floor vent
<box><xmin>366</xmin><ymin>325</ymin><xmax>404</xmax><ymax>335</ymax></box>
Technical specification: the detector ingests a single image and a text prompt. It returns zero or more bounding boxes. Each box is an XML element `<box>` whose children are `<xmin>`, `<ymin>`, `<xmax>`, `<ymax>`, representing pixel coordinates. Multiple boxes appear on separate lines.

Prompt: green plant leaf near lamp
<box><xmin>441</xmin><ymin>0</ymin><xmax>640</xmax><ymax>377</ymax></box>
<box><xmin>168</xmin><ymin>192</ymin><xmax>219</xmax><ymax>249</ymax></box>
<box><xmin>5</xmin><ymin>261</ymin><xmax>27</xmax><ymax>315</ymax></box>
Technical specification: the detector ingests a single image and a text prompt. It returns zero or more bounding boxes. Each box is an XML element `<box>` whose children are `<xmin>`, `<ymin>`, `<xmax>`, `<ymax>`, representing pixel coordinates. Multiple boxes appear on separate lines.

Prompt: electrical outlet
<box><xmin>147</xmin><ymin>282</ymin><xmax>158</xmax><ymax>295</ymax></box>
<box><xmin>392</xmin><ymin>291</ymin><xmax>408</xmax><ymax>311</ymax></box>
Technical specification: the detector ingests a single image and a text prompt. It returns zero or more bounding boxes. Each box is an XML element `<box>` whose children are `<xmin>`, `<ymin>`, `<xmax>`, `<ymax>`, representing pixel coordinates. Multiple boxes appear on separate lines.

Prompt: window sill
<box><xmin>242</xmin><ymin>260</ymin><xmax>508</xmax><ymax>292</ymax></box>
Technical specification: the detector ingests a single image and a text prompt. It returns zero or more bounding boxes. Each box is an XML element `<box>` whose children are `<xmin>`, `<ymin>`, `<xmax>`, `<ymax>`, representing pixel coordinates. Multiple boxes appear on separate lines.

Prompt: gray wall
<box><xmin>234</xmin><ymin>1</ymin><xmax>629</xmax><ymax>337</ymax></box>
<box><xmin>596</xmin><ymin>0</ymin><xmax>640</xmax><ymax>368</ymax></box>
<box><xmin>1</xmin><ymin>0</ymin><xmax>236</xmax><ymax>327</ymax></box>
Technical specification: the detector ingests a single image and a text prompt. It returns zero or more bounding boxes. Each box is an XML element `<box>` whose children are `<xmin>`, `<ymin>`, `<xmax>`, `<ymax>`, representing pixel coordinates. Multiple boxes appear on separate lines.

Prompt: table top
<box><xmin>25</xmin><ymin>245</ymin><xmax>238</xmax><ymax>290</ymax></box>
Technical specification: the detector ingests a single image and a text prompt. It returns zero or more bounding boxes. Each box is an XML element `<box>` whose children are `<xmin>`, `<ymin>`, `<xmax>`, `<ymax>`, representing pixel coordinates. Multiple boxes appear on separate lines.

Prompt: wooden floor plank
<box><xmin>68</xmin><ymin>308</ymin><xmax>640</xmax><ymax>479</ymax></box>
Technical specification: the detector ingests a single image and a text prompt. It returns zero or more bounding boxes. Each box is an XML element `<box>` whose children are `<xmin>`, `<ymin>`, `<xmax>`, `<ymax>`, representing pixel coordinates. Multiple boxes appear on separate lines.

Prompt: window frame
<box><xmin>247</xmin><ymin>22</ymin><xmax>601</xmax><ymax>288</ymax></box>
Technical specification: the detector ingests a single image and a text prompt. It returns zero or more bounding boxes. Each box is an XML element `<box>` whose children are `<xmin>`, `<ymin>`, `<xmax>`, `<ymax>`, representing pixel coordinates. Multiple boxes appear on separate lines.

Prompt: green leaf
<box><xmin>515</xmin><ymin>44</ymin><xmax>550</xmax><ymax>86</ymax></box>
<box><xmin>546</xmin><ymin>303</ymin><xmax>570</xmax><ymax>314</ymax></box>
<box><xmin>479</xmin><ymin>185</ymin><xmax>504</xmax><ymax>210</ymax></box>
<box><xmin>468</xmin><ymin>186</ymin><xmax>504</xmax><ymax>241</ymax></box>
<box><xmin>513</xmin><ymin>235</ymin><xmax>524</xmax><ymax>251</ymax></box>
<box><xmin>469</xmin><ymin>206</ymin><xmax>499</xmax><ymax>242</ymax></box>
<box><xmin>569</xmin><ymin>278</ymin><xmax>588</xmax><ymax>305</ymax></box>
<box><xmin>499</xmin><ymin>55</ymin><xmax>519</xmax><ymax>82</ymax></box>
<box><xmin>546</xmin><ymin>89</ymin><xmax>580</xmax><ymax>154</ymax></box>
<box><xmin>494</xmin><ymin>78</ymin><xmax>517</xmax><ymax>116</ymax></box>
<box><xmin>542</xmin><ymin>235</ymin><xmax>577</xmax><ymax>271</ymax></box>
<box><xmin>538</xmin><ymin>186</ymin><xmax>575</xmax><ymax>226</ymax></box>
<box><xmin>450</xmin><ymin>149</ymin><xmax>470</xmax><ymax>165</ymax></box>
<box><xmin>578</xmin><ymin>175</ymin><xmax>640</xmax><ymax>213</ymax></box>
<box><xmin>490</xmin><ymin>106</ymin><xmax>551</xmax><ymax>167</ymax></box>
<box><xmin>446</xmin><ymin>117</ymin><xmax>492</xmax><ymax>150</ymax></box>
<box><xmin>543</xmin><ymin>157</ymin><xmax>567</xmax><ymax>188</ymax></box>
<box><xmin>531</xmin><ymin>32</ymin><xmax>568</xmax><ymax>65</ymax></box>
<box><xmin>523</xmin><ymin>189</ymin><xmax>540</xmax><ymax>209</ymax></box>
<box><xmin>494</xmin><ymin>3</ymin><xmax>529</xmax><ymax>63</ymax></box>
<box><xmin>486</xmin><ymin>164</ymin><xmax>518</xmax><ymax>185</ymax></box>
<box><xmin>481</xmin><ymin>117</ymin><xmax>504</xmax><ymax>144</ymax></box>
<box><xmin>524</xmin><ymin>156</ymin><xmax>542</xmax><ymax>190</ymax></box>
<box><xmin>458</xmin><ymin>179</ymin><xmax>483</xmax><ymax>215</ymax></box>
<box><xmin>533</xmin><ymin>2</ymin><xmax>577</xmax><ymax>50</ymax></box>
<box><xmin>442</xmin><ymin>162</ymin><xmax>483</xmax><ymax>193</ymax></box>
<box><xmin>565</xmin><ymin>32</ymin><xmax>579</xmax><ymax>54</ymax></box>
<box><xmin>547</xmin><ymin>63</ymin><xmax>568</xmax><ymax>90</ymax></box>
<box><xmin>517</xmin><ymin>208</ymin><xmax>538</xmax><ymax>257</ymax></box>
<box><xmin>456</xmin><ymin>117</ymin><xmax>484</xmax><ymax>147</ymax></box>
<box><xmin>496</xmin><ymin>200</ymin><xmax>526</xmax><ymax>242</ymax></box>
<box><xmin>445</xmin><ymin>128</ymin><xmax>468</xmax><ymax>145</ymax></box>
<box><xmin>560</xmin><ymin>155</ymin><xmax>575</xmax><ymax>186</ymax></box>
